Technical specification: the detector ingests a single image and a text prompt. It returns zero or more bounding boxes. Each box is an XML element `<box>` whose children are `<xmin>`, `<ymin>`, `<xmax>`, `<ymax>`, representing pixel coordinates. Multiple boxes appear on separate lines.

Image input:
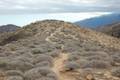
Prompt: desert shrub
<box><xmin>112</xmin><ymin>53</ymin><xmax>120</xmax><ymax>63</ymax></box>
<box><xmin>32</xmin><ymin>49</ymin><xmax>42</xmax><ymax>54</ymax></box>
<box><xmin>6</xmin><ymin>76</ymin><xmax>23</xmax><ymax>80</ymax></box>
<box><xmin>0</xmin><ymin>60</ymin><xmax>7</xmax><ymax>68</ymax></box>
<box><xmin>21</xmin><ymin>52</ymin><xmax>33</xmax><ymax>59</ymax></box>
<box><xmin>29</xmin><ymin>45</ymin><xmax>36</xmax><ymax>48</ymax></box>
<box><xmin>64</xmin><ymin>61</ymin><xmax>80</xmax><ymax>71</ymax></box>
<box><xmin>7</xmin><ymin>60</ymin><xmax>34</xmax><ymax>71</ymax></box>
<box><xmin>15</xmin><ymin>55</ymin><xmax>33</xmax><ymax>63</ymax></box>
<box><xmin>24</xmin><ymin>67</ymin><xmax>57</xmax><ymax>80</ymax></box>
<box><xmin>111</xmin><ymin>67</ymin><xmax>120</xmax><ymax>78</ymax></box>
<box><xmin>80</xmin><ymin>51</ymin><xmax>108</xmax><ymax>57</ymax></box>
<box><xmin>32</xmin><ymin>54</ymin><xmax>53</xmax><ymax>65</ymax></box>
<box><xmin>5</xmin><ymin>70</ymin><xmax>23</xmax><ymax>77</ymax></box>
<box><xmin>68</xmin><ymin>54</ymin><xmax>80</xmax><ymax>61</ymax></box>
<box><xmin>86</xmin><ymin>55</ymin><xmax>110</xmax><ymax>61</ymax></box>
<box><xmin>55</xmin><ymin>46</ymin><xmax>62</xmax><ymax>50</ymax></box>
<box><xmin>81</xmin><ymin>60</ymin><xmax>111</xmax><ymax>69</ymax></box>
<box><xmin>0</xmin><ymin>52</ymin><xmax>6</xmax><ymax>57</ymax></box>
<box><xmin>35</xmin><ymin>61</ymin><xmax>53</xmax><ymax>68</ymax></box>
<box><xmin>46</xmin><ymin>50</ymin><xmax>60</xmax><ymax>58</ymax></box>
<box><xmin>77</xmin><ymin>59</ymin><xmax>89</xmax><ymax>68</ymax></box>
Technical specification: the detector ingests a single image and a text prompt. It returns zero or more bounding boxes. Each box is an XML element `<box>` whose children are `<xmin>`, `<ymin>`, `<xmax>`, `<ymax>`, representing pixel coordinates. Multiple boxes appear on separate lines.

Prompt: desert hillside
<box><xmin>0</xmin><ymin>20</ymin><xmax>120</xmax><ymax>80</ymax></box>
<box><xmin>97</xmin><ymin>22</ymin><xmax>120</xmax><ymax>38</ymax></box>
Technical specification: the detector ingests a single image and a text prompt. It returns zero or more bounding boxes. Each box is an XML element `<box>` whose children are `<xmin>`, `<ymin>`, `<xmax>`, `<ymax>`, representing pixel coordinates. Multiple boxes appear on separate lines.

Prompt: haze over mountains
<box><xmin>75</xmin><ymin>13</ymin><xmax>120</xmax><ymax>28</ymax></box>
<box><xmin>0</xmin><ymin>20</ymin><xmax>120</xmax><ymax>80</ymax></box>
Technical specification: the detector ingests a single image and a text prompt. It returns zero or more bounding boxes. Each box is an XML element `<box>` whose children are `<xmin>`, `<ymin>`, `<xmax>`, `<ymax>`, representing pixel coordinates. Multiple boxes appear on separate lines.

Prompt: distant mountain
<box><xmin>0</xmin><ymin>24</ymin><xmax>20</xmax><ymax>33</ymax></box>
<box><xmin>97</xmin><ymin>22</ymin><xmax>120</xmax><ymax>38</ymax></box>
<box><xmin>75</xmin><ymin>13</ymin><xmax>120</xmax><ymax>28</ymax></box>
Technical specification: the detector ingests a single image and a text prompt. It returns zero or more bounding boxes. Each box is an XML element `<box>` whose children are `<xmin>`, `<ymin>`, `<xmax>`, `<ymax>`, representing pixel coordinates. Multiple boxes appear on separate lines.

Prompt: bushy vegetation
<box><xmin>7</xmin><ymin>60</ymin><xmax>34</xmax><ymax>71</ymax></box>
<box><xmin>111</xmin><ymin>53</ymin><xmax>120</xmax><ymax>63</ymax></box>
<box><xmin>81</xmin><ymin>60</ymin><xmax>111</xmax><ymax>69</ymax></box>
<box><xmin>32</xmin><ymin>54</ymin><xmax>53</xmax><ymax>66</ymax></box>
<box><xmin>0</xmin><ymin>60</ymin><xmax>7</xmax><ymax>68</ymax></box>
<box><xmin>64</xmin><ymin>61</ymin><xmax>80</xmax><ymax>71</ymax></box>
<box><xmin>5</xmin><ymin>70</ymin><xmax>23</xmax><ymax>77</ymax></box>
<box><xmin>35</xmin><ymin>61</ymin><xmax>53</xmax><ymax>68</ymax></box>
<box><xmin>32</xmin><ymin>49</ymin><xmax>42</xmax><ymax>54</ymax></box>
<box><xmin>24</xmin><ymin>67</ymin><xmax>57</xmax><ymax>80</ymax></box>
<box><xmin>6</xmin><ymin>76</ymin><xmax>23</xmax><ymax>80</ymax></box>
<box><xmin>111</xmin><ymin>67</ymin><xmax>120</xmax><ymax>78</ymax></box>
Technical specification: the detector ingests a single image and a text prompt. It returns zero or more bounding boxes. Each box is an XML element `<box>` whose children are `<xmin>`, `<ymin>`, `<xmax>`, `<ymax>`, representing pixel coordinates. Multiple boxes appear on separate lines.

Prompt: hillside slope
<box><xmin>0</xmin><ymin>20</ymin><xmax>120</xmax><ymax>80</ymax></box>
<box><xmin>97</xmin><ymin>22</ymin><xmax>120</xmax><ymax>38</ymax></box>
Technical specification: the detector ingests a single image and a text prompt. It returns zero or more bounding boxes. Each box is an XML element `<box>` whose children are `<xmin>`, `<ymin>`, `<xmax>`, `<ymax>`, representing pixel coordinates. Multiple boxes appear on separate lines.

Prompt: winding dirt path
<box><xmin>52</xmin><ymin>53</ymin><xmax>76</xmax><ymax>80</ymax></box>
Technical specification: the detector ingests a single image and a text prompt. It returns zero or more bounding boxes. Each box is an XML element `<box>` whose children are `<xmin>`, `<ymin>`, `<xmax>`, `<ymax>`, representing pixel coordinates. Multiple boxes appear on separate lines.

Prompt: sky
<box><xmin>0</xmin><ymin>0</ymin><xmax>119</xmax><ymax>26</ymax></box>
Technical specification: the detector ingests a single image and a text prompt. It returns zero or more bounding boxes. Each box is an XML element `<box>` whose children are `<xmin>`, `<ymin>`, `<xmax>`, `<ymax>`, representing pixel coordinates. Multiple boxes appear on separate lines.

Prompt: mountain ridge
<box><xmin>75</xmin><ymin>13</ymin><xmax>120</xmax><ymax>28</ymax></box>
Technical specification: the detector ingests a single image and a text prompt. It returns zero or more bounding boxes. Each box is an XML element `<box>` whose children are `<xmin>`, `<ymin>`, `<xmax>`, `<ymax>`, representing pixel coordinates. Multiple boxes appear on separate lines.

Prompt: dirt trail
<box><xmin>52</xmin><ymin>53</ymin><xmax>76</xmax><ymax>80</ymax></box>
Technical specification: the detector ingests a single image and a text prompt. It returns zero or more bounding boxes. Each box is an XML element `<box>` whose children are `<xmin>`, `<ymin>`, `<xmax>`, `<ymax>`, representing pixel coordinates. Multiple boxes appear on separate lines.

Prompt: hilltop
<box><xmin>0</xmin><ymin>20</ymin><xmax>120</xmax><ymax>80</ymax></box>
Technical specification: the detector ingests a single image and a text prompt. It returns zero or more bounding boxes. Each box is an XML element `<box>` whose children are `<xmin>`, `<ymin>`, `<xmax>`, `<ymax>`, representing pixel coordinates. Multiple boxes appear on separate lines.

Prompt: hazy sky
<box><xmin>0</xmin><ymin>0</ymin><xmax>118</xmax><ymax>26</ymax></box>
